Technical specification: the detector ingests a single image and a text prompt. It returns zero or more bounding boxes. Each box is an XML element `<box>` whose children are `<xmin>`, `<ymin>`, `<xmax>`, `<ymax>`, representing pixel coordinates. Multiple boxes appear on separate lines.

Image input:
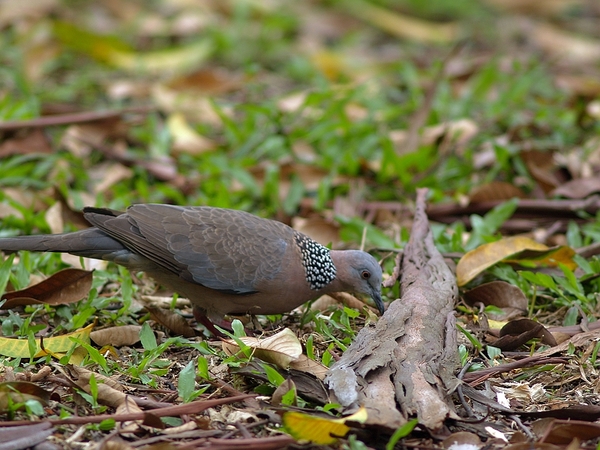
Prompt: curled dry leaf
<box><xmin>282</xmin><ymin>406</ymin><xmax>367</xmax><ymax>445</ymax></box>
<box><xmin>68</xmin><ymin>365</ymin><xmax>123</xmax><ymax>391</ymax></box>
<box><xmin>0</xmin><ymin>381</ymin><xmax>51</xmax><ymax>412</ymax></box>
<box><xmin>442</xmin><ymin>431</ymin><xmax>482</xmax><ymax>449</ymax></box>
<box><xmin>0</xmin><ymin>128</ymin><xmax>52</xmax><ymax>158</ymax></box>
<box><xmin>469</xmin><ymin>181</ymin><xmax>526</xmax><ymax>204</ymax></box>
<box><xmin>552</xmin><ymin>176</ymin><xmax>600</xmax><ymax>199</ymax></box>
<box><xmin>456</xmin><ymin>237</ymin><xmax>547</xmax><ymax>286</ymax></box>
<box><xmin>463</xmin><ymin>281</ymin><xmax>528</xmax><ymax>320</ymax></box>
<box><xmin>146</xmin><ymin>305</ymin><xmax>196</xmax><ymax>338</ymax></box>
<box><xmin>271</xmin><ymin>378</ymin><xmax>297</xmax><ymax>407</ymax></box>
<box><xmin>167</xmin><ymin>112</ymin><xmax>215</xmax><ymax>155</ymax></box>
<box><xmin>292</xmin><ymin>216</ymin><xmax>340</xmax><ymax>247</ymax></box>
<box><xmin>289</xmin><ymin>355</ymin><xmax>329</xmax><ymax>380</ymax></box>
<box><xmin>91</xmin><ymin>325</ymin><xmax>144</xmax><ymax>347</ymax></box>
<box><xmin>531</xmin><ymin>418</ymin><xmax>600</xmax><ymax>445</ymax></box>
<box><xmin>492</xmin><ymin>318</ymin><xmax>557</xmax><ymax>351</ymax></box>
<box><xmin>1</xmin><ymin>268</ymin><xmax>93</xmax><ymax>308</ymax></box>
<box><xmin>222</xmin><ymin>328</ymin><xmax>302</xmax><ymax>369</ymax></box>
<box><xmin>457</xmin><ymin>237</ymin><xmax>576</xmax><ymax>286</ymax></box>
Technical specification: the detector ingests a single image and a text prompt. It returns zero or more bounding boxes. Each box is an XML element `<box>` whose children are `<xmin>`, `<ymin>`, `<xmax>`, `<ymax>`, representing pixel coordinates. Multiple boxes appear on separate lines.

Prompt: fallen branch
<box><xmin>326</xmin><ymin>188</ymin><xmax>459</xmax><ymax>431</ymax></box>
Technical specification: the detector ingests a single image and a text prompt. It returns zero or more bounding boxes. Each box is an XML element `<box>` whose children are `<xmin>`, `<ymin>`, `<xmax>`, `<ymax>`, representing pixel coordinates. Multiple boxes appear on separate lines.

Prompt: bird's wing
<box><xmin>83</xmin><ymin>204</ymin><xmax>289</xmax><ymax>294</ymax></box>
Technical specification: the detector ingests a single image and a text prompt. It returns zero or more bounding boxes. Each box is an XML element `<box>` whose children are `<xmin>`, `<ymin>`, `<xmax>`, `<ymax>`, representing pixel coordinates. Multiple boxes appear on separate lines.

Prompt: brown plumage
<box><xmin>0</xmin><ymin>204</ymin><xmax>384</xmax><ymax>332</ymax></box>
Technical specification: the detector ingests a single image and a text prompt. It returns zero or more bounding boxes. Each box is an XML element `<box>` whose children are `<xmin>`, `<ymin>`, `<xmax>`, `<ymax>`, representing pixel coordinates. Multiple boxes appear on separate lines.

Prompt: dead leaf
<box><xmin>531</xmin><ymin>418</ymin><xmax>600</xmax><ymax>445</ymax></box>
<box><xmin>0</xmin><ymin>381</ymin><xmax>51</xmax><ymax>411</ymax></box>
<box><xmin>1</xmin><ymin>268</ymin><xmax>93</xmax><ymax>308</ymax></box>
<box><xmin>90</xmin><ymin>325</ymin><xmax>144</xmax><ymax>347</ymax></box>
<box><xmin>463</xmin><ymin>281</ymin><xmax>528</xmax><ymax>319</ymax></box>
<box><xmin>292</xmin><ymin>216</ymin><xmax>340</xmax><ymax>247</ymax></box>
<box><xmin>469</xmin><ymin>181</ymin><xmax>526</xmax><ymax>204</ymax></box>
<box><xmin>222</xmin><ymin>328</ymin><xmax>302</xmax><ymax>369</ymax></box>
<box><xmin>345</xmin><ymin>0</ymin><xmax>459</xmax><ymax>43</ymax></box>
<box><xmin>457</xmin><ymin>236</ymin><xmax>548</xmax><ymax>286</ymax></box>
<box><xmin>271</xmin><ymin>378</ymin><xmax>297</xmax><ymax>407</ymax></box>
<box><xmin>521</xmin><ymin>150</ymin><xmax>565</xmax><ymax>194</ymax></box>
<box><xmin>528</xmin><ymin>20</ymin><xmax>600</xmax><ymax>64</ymax></box>
<box><xmin>0</xmin><ymin>129</ymin><xmax>52</xmax><ymax>158</ymax></box>
<box><xmin>442</xmin><ymin>431</ymin><xmax>482</xmax><ymax>449</ymax></box>
<box><xmin>552</xmin><ymin>176</ymin><xmax>600</xmax><ymax>199</ymax></box>
<box><xmin>146</xmin><ymin>305</ymin><xmax>196</xmax><ymax>338</ymax></box>
<box><xmin>167</xmin><ymin>112</ymin><xmax>215</xmax><ymax>155</ymax></box>
<box><xmin>282</xmin><ymin>407</ymin><xmax>367</xmax><ymax>445</ymax></box>
<box><xmin>492</xmin><ymin>318</ymin><xmax>557</xmax><ymax>350</ymax></box>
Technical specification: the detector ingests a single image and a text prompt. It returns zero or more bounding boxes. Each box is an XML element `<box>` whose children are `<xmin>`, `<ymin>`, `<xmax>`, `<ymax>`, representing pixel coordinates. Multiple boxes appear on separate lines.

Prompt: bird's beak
<box><xmin>372</xmin><ymin>290</ymin><xmax>385</xmax><ymax>315</ymax></box>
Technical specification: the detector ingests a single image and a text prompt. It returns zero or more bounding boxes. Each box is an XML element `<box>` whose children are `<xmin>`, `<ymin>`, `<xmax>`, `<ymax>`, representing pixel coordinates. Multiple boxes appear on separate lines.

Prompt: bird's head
<box><xmin>331</xmin><ymin>250</ymin><xmax>384</xmax><ymax>314</ymax></box>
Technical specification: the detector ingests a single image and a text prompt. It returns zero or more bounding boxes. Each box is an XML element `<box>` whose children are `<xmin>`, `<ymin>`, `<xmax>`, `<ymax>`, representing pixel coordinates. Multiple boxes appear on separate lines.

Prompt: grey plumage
<box><xmin>0</xmin><ymin>204</ymin><xmax>384</xmax><ymax>328</ymax></box>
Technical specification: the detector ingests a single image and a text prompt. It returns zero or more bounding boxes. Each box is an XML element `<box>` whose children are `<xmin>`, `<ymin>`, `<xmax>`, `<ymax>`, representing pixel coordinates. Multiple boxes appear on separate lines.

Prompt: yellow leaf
<box><xmin>505</xmin><ymin>245</ymin><xmax>577</xmax><ymax>271</ymax></box>
<box><xmin>456</xmin><ymin>237</ymin><xmax>548</xmax><ymax>286</ymax></box>
<box><xmin>283</xmin><ymin>407</ymin><xmax>367</xmax><ymax>444</ymax></box>
<box><xmin>0</xmin><ymin>323</ymin><xmax>94</xmax><ymax>358</ymax></box>
<box><xmin>345</xmin><ymin>0</ymin><xmax>458</xmax><ymax>43</ymax></box>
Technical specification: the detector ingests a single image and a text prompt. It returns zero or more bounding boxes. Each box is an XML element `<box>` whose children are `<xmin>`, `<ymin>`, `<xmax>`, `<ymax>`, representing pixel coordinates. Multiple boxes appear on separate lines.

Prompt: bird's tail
<box><xmin>0</xmin><ymin>228</ymin><xmax>126</xmax><ymax>260</ymax></box>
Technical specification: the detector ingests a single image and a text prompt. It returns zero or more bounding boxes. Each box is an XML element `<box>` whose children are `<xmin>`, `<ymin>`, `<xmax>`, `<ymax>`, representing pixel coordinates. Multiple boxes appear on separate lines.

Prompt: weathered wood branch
<box><xmin>326</xmin><ymin>188</ymin><xmax>459</xmax><ymax>431</ymax></box>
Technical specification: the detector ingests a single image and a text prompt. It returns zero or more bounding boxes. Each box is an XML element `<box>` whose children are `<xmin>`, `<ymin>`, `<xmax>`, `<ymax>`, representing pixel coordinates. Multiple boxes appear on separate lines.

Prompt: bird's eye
<box><xmin>361</xmin><ymin>270</ymin><xmax>371</xmax><ymax>279</ymax></box>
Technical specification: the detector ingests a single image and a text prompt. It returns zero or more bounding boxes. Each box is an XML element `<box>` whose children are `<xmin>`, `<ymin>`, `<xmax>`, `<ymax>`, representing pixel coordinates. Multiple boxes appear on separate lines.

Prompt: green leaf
<box><xmin>386</xmin><ymin>418</ymin><xmax>418</xmax><ymax>450</ymax></box>
<box><xmin>140</xmin><ymin>322</ymin><xmax>157</xmax><ymax>350</ymax></box>
<box><xmin>178</xmin><ymin>359</ymin><xmax>196</xmax><ymax>403</ymax></box>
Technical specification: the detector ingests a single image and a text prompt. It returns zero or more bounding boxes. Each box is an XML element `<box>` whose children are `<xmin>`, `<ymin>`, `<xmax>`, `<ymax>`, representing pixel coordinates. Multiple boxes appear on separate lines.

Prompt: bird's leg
<box><xmin>193</xmin><ymin>307</ymin><xmax>227</xmax><ymax>338</ymax></box>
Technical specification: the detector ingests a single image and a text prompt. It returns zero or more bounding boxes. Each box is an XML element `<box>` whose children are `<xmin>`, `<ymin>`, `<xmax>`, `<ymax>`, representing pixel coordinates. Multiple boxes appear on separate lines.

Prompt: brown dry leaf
<box><xmin>106</xmin><ymin>79</ymin><xmax>153</xmax><ymax>101</ymax></box>
<box><xmin>146</xmin><ymin>305</ymin><xmax>196</xmax><ymax>338</ymax></box>
<box><xmin>0</xmin><ymin>129</ymin><xmax>52</xmax><ymax>158</ymax></box>
<box><xmin>152</xmin><ymin>83</ymin><xmax>226</xmax><ymax>126</ymax></box>
<box><xmin>166</xmin><ymin>112</ymin><xmax>216</xmax><ymax>155</ymax></box>
<box><xmin>1</xmin><ymin>268</ymin><xmax>93</xmax><ymax>308</ymax></box>
<box><xmin>52</xmin><ymin>188</ymin><xmax>90</xmax><ymax>229</ymax></box>
<box><xmin>531</xmin><ymin>418</ymin><xmax>600</xmax><ymax>445</ymax></box>
<box><xmin>60</xmin><ymin>118</ymin><xmax>128</xmax><ymax>158</ymax></box>
<box><xmin>289</xmin><ymin>355</ymin><xmax>329</xmax><ymax>380</ymax></box>
<box><xmin>292</xmin><ymin>216</ymin><xmax>340</xmax><ymax>247</ymax></box>
<box><xmin>167</xmin><ymin>68</ymin><xmax>243</xmax><ymax>95</ymax></box>
<box><xmin>463</xmin><ymin>281</ymin><xmax>528</xmax><ymax>319</ymax></box>
<box><xmin>483</xmin><ymin>0</ymin><xmax>582</xmax><ymax>15</ymax></box>
<box><xmin>271</xmin><ymin>378</ymin><xmax>297</xmax><ymax>407</ymax></box>
<box><xmin>68</xmin><ymin>365</ymin><xmax>124</xmax><ymax>392</ymax></box>
<box><xmin>555</xmin><ymin>74</ymin><xmax>600</xmax><ymax>98</ymax></box>
<box><xmin>0</xmin><ymin>188</ymin><xmax>47</xmax><ymax>220</ymax></box>
<box><xmin>442</xmin><ymin>431</ymin><xmax>482</xmax><ymax>449</ymax></box>
<box><xmin>222</xmin><ymin>328</ymin><xmax>302</xmax><ymax>369</ymax></box>
<box><xmin>90</xmin><ymin>325</ymin><xmax>144</xmax><ymax>347</ymax></box>
<box><xmin>89</xmin><ymin>161</ymin><xmax>134</xmax><ymax>195</ymax></box>
<box><xmin>345</xmin><ymin>0</ymin><xmax>459</xmax><ymax>43</ymax></box>
<box><xmin>0</xmin><ymin>0</ymin><xmax>58</xmax><ymax>27</ymax></box>
<box><xmin>469</xmin><ymin>181</ymin><xmax>526</xmax><ymax>204</ymax></box>
<box><xmin>456</xmin><ymin>237</ymin><xmax>548</xmax><ymax>286</ymax></box>
<box><xmin>521</xmin><ymin>150</ymin><xmax>564</xmax><ymax>194</ymax></box>
<box><xmin>117</xmin><ymin>395</ymin><xmax>145</xmax><ymax>434</ymax></box>
<box><xmin>389</xmin><ymin>119</ymin><xmax>478</xmax><ymax>156</ymax></box>
<box><xmin>0</xmin><ymin>381</ymin><xmax>51</xmax><ymax>412</ymax></box>
<box><xmin>493</xmin><ymin>318</ymin><xmax>557</xmax><ymax>351</ymax></box>
<box><xmin>528</xmin><ymin>20</ymin><xmax>600</xmax><ymax>64</ymax></box>
<box><xmin>278</xmin><ymin>91</ymin><xmax>309</xmax><ymax>114</ymax></box>
<box><xmin>552</xmin><ymin>176</ymin><xmax>600</xmax><ymax>199</ymax></box>
<box><xmin>45</xmin><ymin>201</ymin><xmax>65</xmax><ymax>235</ymax></box>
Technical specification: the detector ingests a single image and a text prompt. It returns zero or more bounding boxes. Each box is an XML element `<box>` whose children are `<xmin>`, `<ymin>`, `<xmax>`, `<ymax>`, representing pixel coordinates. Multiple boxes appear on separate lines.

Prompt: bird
<box><xmin>0</xmin><ymin>204</ymin><xmax>384</xmax><ymax>334</ymax></box>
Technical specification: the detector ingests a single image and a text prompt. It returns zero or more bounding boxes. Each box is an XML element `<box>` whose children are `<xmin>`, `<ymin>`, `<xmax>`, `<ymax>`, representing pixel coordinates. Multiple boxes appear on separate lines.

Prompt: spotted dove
<box><xmin>0</xmin><ymin>205</ymin><xmax>384</xmax><ymax>332</ymax></box>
